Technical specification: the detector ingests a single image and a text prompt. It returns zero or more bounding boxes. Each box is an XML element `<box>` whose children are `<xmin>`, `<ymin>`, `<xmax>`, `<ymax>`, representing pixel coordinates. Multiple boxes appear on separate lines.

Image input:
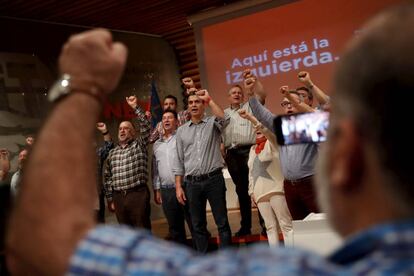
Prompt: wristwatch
<box><xmin>48</xmin><ymin>74</ymin><xmax>72</xmax><ymax>102</ymax></box>
<box><xmin>48</xmin><ymin>74</ymin><xmax>105</xmax><ymax>103</ymax></box>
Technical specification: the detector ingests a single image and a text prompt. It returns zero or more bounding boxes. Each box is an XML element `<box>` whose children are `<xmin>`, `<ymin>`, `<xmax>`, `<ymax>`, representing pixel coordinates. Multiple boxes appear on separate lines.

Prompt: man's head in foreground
<box><xmin>315</xmin><ymin>3</ymin><xmax>414</xmax><ymax>237</ymax></box>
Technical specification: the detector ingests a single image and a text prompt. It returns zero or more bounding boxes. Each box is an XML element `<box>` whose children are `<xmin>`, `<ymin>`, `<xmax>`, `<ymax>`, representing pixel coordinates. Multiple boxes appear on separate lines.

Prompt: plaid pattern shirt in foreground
<box><xmin>104</xmin><ymin>107</ymin><xmax>150</xmax><ymax>201</ymax></box>
<box><xmin>68</xmin><ymin>220</ymin><xmax>414</xmax><ymax>275</ymax></box>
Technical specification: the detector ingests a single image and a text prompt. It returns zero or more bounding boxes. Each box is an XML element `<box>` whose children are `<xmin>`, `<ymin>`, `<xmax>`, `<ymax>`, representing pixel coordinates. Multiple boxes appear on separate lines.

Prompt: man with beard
<box><xmin>7</xmin><ymin>6</ymin><xmax>414</xmax><ymax>274</ymax></box>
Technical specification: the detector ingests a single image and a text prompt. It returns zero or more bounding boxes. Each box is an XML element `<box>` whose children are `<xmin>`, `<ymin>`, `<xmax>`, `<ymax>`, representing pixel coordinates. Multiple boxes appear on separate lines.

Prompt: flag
<box><xmin>147</xmin><ymin>80</ymin><xmax>163</xmax><ymax>129</ymax></box>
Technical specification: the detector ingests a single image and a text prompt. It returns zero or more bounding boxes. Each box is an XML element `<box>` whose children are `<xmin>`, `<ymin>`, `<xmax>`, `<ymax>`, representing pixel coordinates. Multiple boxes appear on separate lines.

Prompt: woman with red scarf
<box><xmin>239</xmin><ymin>110</ymin><xmax>292</xmax><ymax>246</ymax></box>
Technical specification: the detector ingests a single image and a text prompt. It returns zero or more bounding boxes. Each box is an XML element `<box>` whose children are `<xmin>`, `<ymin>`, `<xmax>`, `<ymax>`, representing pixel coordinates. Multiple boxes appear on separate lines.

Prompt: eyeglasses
<box><xmin>280</xmin><ymin>101</ymin><xmax>293</xmax><ymax>108</ymax></box>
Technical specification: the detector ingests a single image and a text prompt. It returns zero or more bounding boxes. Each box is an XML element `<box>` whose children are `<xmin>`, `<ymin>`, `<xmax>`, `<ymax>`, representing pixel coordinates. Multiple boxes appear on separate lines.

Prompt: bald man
<box><xmin>103</xmin><ymin>95</ymin><xmax>152</xmax><ymax>230</ymax></box>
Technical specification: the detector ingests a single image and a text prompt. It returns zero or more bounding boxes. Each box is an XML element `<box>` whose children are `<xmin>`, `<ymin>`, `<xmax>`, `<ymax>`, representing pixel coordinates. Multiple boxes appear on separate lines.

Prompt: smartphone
<box><xmin>274</xmin><ymin>111</ymin><xmax>329</xmax><ymax>145</ymax></box>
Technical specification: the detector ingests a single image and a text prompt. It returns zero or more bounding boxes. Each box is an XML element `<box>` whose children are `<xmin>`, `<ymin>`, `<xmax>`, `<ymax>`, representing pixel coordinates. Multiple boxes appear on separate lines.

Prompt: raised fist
<box><xmin>126</xmin><ymin>95</ymin><xmax>138</xmax><ymax>109</ymax></box>
<box><xmin>244</xmin><ymin>77</ymin><xmax>256</xmax><ymax>95</ymax></box>
<box><xmin>96</xmin><ymin>122</ymin><xmax>107</xmax><ymax>133</ymax></box>
<box><xmin>280</xmin><ymin>85</ymin><xmax>289</xmax><ymax>95</ymax></box>
<box><xmin>238</xmin><ymin>109</ymin><xmax>249</xmax><ymax>119</ymax></box>
<box><xmin>242</xmin><ymin>69</ymin><xmax>254</xmax><ymax>79</ymax></box>
<box><xmin>182</xmin><ymin>77</ymin><xmax>195</xmax><ymax>89</ymax></box>
<box><xmin>196</xmin><ymin>89</ymin><xmax>211</xmax><ymax>103</ymax></box>
<box><xmin>59</xmin><ymin>29</ymin><xmax>128</xmax><ymax>95</ymax></box>
<box><xmin>298</xmin><ymin>71</ymin><xmax>312</xmax><ymax>86</ymax></box>
<box><xmin>25</xmin><ymin>136</ymin><xmax>34</xmax><ymax>146</ymax></box>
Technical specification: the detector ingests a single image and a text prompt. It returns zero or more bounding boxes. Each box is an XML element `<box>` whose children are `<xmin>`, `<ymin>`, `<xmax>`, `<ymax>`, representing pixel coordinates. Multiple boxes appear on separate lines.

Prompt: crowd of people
<box><xmin>1</xmin><ymin>3</ymin><xmax>414</xmax><ymax>274</ymax></box>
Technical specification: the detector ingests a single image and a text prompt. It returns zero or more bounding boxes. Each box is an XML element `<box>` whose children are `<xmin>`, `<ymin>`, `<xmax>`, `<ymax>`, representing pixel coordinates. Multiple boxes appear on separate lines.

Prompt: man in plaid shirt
<box><xmin>104</xmin><ymin>95</ymin><xmax>152</xmax><ymax>230</ymax></box>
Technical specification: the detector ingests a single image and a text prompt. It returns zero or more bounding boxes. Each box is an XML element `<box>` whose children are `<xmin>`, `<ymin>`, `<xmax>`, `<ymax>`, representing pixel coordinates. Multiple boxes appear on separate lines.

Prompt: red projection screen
<box><xmin>194</xmin><ymin>0</ymin><xmax>400</xmax><ymax>114</ymax></box>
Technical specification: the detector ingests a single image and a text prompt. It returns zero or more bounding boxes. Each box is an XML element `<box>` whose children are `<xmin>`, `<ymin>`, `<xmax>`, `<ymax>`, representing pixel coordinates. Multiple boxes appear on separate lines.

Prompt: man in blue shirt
<box><xmin>152</xmin><ymin>109</ymin><xmax>192</xmax><ymax>245</ymax></box>
<box><xmin>6</xmin><ymin>5</ymin><xmax>414</xmax><ymax>275</ymax></box>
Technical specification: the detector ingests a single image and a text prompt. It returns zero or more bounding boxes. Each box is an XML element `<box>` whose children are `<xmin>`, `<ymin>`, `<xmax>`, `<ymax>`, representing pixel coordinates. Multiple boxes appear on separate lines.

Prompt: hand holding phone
<box><xmin>274</xmin><ymin>111</ymin><xmax>329</xmax><ymax>145</ymax></box>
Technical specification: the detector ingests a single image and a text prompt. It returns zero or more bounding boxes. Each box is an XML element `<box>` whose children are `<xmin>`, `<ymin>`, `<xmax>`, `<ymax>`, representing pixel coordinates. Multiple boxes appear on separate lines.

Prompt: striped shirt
<box><xmin>149</xmin><ymin>109</ymin><xmax>191</xmax><ymax>143</ymax></box>
<box><xmin>68</xmin><ymin>220</ymin><xmax>414</xmax><ymax>275</ymax></box>
<box><xmin>104</xmin><ymin>107</ymin><xmax>150</xmax><ymax>201</ymax></box>
<box><xmin>222</xmin><ymin>102</ymin><xmax>256</xmax><ymax>149</ymax></box>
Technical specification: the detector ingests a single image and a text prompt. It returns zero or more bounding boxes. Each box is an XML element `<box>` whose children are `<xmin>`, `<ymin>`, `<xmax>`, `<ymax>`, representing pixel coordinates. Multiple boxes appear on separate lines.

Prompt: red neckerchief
<box><xmin>255</xmin><ymin>136</ymin><xmax>267</xmax><ymax>154</ymax></box>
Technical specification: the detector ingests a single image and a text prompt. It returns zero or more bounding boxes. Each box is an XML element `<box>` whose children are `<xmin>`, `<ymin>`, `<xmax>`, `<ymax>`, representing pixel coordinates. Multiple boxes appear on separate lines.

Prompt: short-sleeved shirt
<box><xmin>222</xmin><ymin>102</ymin><xmax>255</xmax><ymax>149</ymax></box>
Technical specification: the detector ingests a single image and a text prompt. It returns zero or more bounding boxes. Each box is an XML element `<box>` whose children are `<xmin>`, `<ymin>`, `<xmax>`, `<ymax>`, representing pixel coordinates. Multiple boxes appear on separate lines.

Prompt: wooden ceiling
<box><xmin>0</xmin><ymin>0</ymin><xmax>242</xmax><ymax>84</ymax></box>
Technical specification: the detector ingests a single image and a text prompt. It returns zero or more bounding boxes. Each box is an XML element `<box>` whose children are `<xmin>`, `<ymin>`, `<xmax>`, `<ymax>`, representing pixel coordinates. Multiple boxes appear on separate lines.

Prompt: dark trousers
<box><xmin>283</xmin><ymin>176</ymin><xmax>320</xmax><ymax>220</ymax></box>
<box><xmin>161</xmin><ymin>186</ymin><xmax>193</xmax><ymax>245</ymax></box>
<box><xmin>113</xmin><ymin>185</ymin><xmax>151</xmax><ymax>230</ymax></box>
<box><xmin>96</xmin><ymin>190</ymin><xmax>106</xmax><ymax>223</ymax></box>
<box><xmin>225</xmin><ymin>146</ymin><xmax>252</xmax><ymax>231</ymax></box>
<box><xmin>186</xmin><ymin>173</ymin><xmax>232</xmax><ymax>253</ymax></box>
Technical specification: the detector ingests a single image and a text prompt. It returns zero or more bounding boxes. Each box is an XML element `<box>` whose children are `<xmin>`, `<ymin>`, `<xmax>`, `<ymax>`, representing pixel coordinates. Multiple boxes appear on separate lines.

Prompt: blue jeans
<box><xmin>185</xmin><ymin>173</ymin><xmax>232</xmax><ymax>253</ymax></box>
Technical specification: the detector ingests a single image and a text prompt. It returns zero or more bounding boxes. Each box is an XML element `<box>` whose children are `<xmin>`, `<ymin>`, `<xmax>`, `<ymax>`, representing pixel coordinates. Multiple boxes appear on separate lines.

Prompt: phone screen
<box><xmin>274</xmin><ymin>111</ymin><xmax>329</xmax><ymax>145</ymax></box>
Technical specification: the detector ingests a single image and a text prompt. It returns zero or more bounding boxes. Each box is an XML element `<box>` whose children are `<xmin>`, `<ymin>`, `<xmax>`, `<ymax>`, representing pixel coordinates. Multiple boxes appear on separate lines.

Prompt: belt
<box><xmin>185</xmin><ymin>168</ymin><xmax>222</xmax><ymax>182</ymax></box>
<box><xmin>113</xmin><ymin>185</ymin><xmax>146</xmax><ymax>196</ymax></box>
<box><xmin>160</xmin><ymin>184</ymin><xmax>176</xmax><ymax>189</ymax></box>
<box><xmin>284</xmin><ymin>175</ymin><xmax>313</xmax><ymax>185</ymax></box>
<box><xmin>227</xmin><ymin>144</ymin><xmax>253</xmax><ymax>152</ymax></box>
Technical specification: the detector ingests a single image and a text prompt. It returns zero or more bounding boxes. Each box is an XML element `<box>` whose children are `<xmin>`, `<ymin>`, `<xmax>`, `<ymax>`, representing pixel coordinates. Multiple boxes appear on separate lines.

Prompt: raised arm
<box><xmin>280</xmin><ymin>86</ymin><xmax>315</xmax><ymax>113</ymax></box>
<box><xmin>149</xmin><ymin>122</ymin><xmax>163</xmax><ymax>144</ymax></box>
<box><xmin>196</xmin><ymin>89</ymin><xmax>225</xmax><ymax>119</ymax></box>
<box><xmin>126</xmin><ymin>95</ymin><xmax>151</xmax><ymax>144</ymax></box>
<box><xmin>6</xmin><ymin>29</ymin><xmax>127</xmax><ymax>275</ymax></box>
<box><xmin>238</xmin><ymin>110</ymin><xmax>277</xmax><ymax>147</ymax></box>
<box><xmin>248</xmin><ymin>96</ymin><xmax>275</xmax><ymax>131</ymax></box>
<box><xmin>97</xmin><ymin>122</ymin><xmax>112</xmax><ymax>142</ymax></box>
<box><xmin>243</xmin><ymin>69</ymin><xmax>266</xmax><ymax>104</ymax></box>
<box><xmin>298</xmin><ymin>71</ymin><xmax>330</xmax><ymax>106</ymax></box>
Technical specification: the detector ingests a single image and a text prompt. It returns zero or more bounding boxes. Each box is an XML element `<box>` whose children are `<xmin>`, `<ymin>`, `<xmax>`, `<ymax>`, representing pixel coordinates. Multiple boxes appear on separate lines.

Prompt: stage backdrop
<box><xmin>194</xmin><ymin>0</ymin><xmax>400</xmax><ymax>114</ymax></box>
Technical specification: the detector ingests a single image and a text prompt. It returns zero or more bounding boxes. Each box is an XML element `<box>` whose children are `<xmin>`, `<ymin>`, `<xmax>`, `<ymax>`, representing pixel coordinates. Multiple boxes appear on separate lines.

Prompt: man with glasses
<box><xmin>297</xmin><ymin>71</ymin><xmax>330</xmax><ymax>110</ymax></box>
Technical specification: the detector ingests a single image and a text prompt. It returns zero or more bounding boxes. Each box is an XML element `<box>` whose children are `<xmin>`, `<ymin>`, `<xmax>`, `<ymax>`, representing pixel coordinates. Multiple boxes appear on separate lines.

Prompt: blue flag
<box><xmin>148</xmin><ymin>80</ymin><xmax>163</xmax><ymax>129</ymax></box>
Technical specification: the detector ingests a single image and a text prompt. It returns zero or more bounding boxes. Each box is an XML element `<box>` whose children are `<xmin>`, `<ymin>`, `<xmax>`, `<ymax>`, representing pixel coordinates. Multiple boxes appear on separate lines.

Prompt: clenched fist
<box><xmin>96</xmin><ymin>122</ymin><xmax>108</xmax><ymax>133</ymax></box>
<box><xmin>126</xmin><ymin>95</ymin><xmax>138</xmax><ymax>109</ymax></box>
<box><xmin>59</xmin><ymin>29</ymin><xmax>127</xmax><ymax>96</ymax></box>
